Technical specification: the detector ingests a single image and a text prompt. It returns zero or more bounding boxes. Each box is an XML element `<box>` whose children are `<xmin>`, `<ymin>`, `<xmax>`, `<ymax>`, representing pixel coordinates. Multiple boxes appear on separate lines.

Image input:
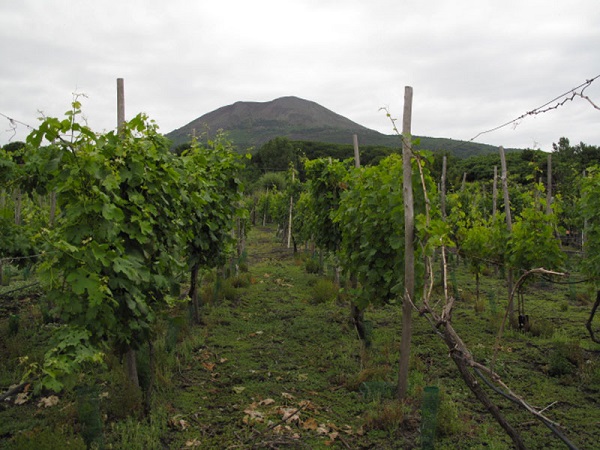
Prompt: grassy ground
<box><xmin>1</xmin><ymin>226</ymin><xmax>599</xmax><ymax>449</ymax></box>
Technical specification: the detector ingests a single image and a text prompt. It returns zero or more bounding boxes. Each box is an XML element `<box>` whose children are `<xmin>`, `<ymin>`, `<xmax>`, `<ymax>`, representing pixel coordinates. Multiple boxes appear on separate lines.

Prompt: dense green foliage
<box><xmin>581</xmin><ymin>166</ymin><xmax>600</xmax><ymax>285</ymax></box>
<box><xmin>2</xmin><ymin>92</ymin><xmax>600</xmax><ymax>449</ymax></box>
<box><xmin>335</xmin><ymin>154</ymin><xmax>435</xmax><ymax>308</ymax></box>
<box><xmin>29</xmin><ymin>108</ymin><xmax>188</xmax><ymax>379</ymax></box>
<box><xmin>0</xmin><ymin>102</ymin><xmax>246</xmax><ymax>391</ymax></box>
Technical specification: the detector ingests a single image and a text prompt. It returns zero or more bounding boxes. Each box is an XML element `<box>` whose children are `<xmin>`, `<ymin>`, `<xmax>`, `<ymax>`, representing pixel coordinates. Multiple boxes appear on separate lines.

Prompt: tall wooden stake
<box><xmin>117</xmin><ymin>77</ymin><xmax>138</xmax><ymax>387</ymax></box>
<box><xmin>287</xmin><ymin>170</ymin><xmax>294</xmax><ymax>249</ymax></box>
<box><xmin>499</xmin><ymin>146</ymin><xmax>513</xmax><ymax>315</ymax></box>
<box><xmin>353</xmin><ymin>134</ymin><xmax>360</xmax><ymax>168</ymax></box>
<box><xmin>440</xmin><ymin>156</ymin><xmax>447</xmax><ymax>220</ymax></box>
<box><xmin>351</xmin><ymin>134</ymin><xmax>366</xmax><ymax>341</ymax></box>
<box><xmin>398</xmin><ymin>86</ymin><xmax>414</xmax><ymax>399</ymax></box>
<box><xmin>117</xmin><ymin>78</ymin><xmax>125</xmax><ymax>131</ymax></box>
<box><xmin>440</xmin><ymin>155</ymin><xmax>448</xmax><ymax>292</ymax></box>
<box><xmin>492</xmin><ymin>166</ymin><xmax>498</xmax><ymax>220</ymax></box>
<box><xmin>546</xmin><ymin>154</ymin><xmax>552</xmax><ymax>216</ymax></box>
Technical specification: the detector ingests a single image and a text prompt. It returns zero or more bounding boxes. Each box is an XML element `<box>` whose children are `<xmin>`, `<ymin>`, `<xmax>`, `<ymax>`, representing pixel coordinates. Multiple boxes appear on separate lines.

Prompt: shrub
<box><xmin>435</xmin><ymin>390</ymin><xmax>465</xmax><ymax>437</ymax></box>
<box><xmin>8</xmin><ymin>314</ymin><xmax>19</xmax><ymax>336</ymax></box>
<box><xmin>310</xmin><ymin>278</ymin><xmax>338</xmax><ymax>304</ymax></box>
<box><xmin>547</xmin><ymin>341</ymin><xmax>582</xmax><ymax>377</ymax></box>
<box><xmin>304</xmin><ymin>258</ymin><xmax>321</xmax><ymax>274</ymax></box>
<box><xmin>363</xmin><ymin>399</ymin><xmax>408</xmax><ymax>432</ymax></box>
<box><xmin>474</xmin><ymin>299</ymin><xmax>485</xmax><ymax>313</ymax></box>
<box><xmin>8</xmin><ymin>428</ymin><xmax>86</xmax><ymax>450</ymax></box>
<box><xmin>230</xmin><ymin>273</ymin><xmax>251</xmax><ymax>288</ymax></box>
<box><xmin>219</xmin><ymin>279</ymin><xmax>238</xmax><ymax>301</ymax></box>
<box><xmin>529</xmin><ymin>318</ymin><xmax>555</xmax><ymax>338</ymax></box>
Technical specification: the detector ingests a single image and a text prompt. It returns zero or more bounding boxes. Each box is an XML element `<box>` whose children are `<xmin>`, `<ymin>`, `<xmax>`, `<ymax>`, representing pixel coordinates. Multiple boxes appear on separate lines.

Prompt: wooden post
<box><xmin>350</xmin><ymin>134</ymin><xmax>365</xmax><ymax>341</ymax></box>
<box><xmin>492</xmin><ymin>166</ymin><xmax>498</xmax><ymax>220</ymax></box>
<box><xmin>582</xmin><ymin>170</ymin><xmax>587</xmax><ymax>250</ymax></box>
<box><xmin>499</xmin><ymin>146</ymin><xmax>513</xmax><ymax>315</ymax></box>
<box><xmin>441</xmin><ymin>156</ymin><xmax>447</xmax><ymax>220</ymax></box>
<box><xmin>117</xmin><ymin>77</ymin><xmax>138</xmax><ymax>387</ymax></box>
<box><xmin>546</xmin><ymin>154</ymin><xmax>552</xmax><ymax>216</ymax></box>
<box><xmin>353</xmin><ymin>134</ymin><xmax>360</xmax><ymax>168</ymax></box>
<box><xmin>398</xmin><ymin>86</ymin><xmax>414</xmax><ymax>400</ymax></box>
<box><xmin>287</xmin><ymin>171</ymin><xmax>294</xmax><ymax>249</ymax></box>
<box><xmin>49</xmin><ymin>191</ymin><xmax>57</xmax><ymax>227</ymax></box>
<box><xmin>14</xmin><ymin>189</ymin><xmax>22</xmax><ymax>225</ymax></box>
<box><xmin>263</xmin><ymin>187</ymin><xmax>269</xmax><ymax>226</ymax></box>
<box><xmin>440</xmin><ymin>155</ymin><xmax>448</xmax><ymax>290</ymax></box>
<box><xmin>499</xmin><ymin>147</ymin><xmax>512</xmax><ymax>230</ymax></box>
<box><xmin>117</xmin><ymin>78</ymin><xmax>125</xmax><ymax>131</ymax></box>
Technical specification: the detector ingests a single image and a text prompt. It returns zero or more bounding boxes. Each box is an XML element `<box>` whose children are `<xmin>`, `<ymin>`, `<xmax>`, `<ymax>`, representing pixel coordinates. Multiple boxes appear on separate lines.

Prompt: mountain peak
<box><xmin>165</xmin><ymin>96</ymin><xmax>501</xmax><ymax>158</ymax></box>
<box><xmin>166</xmin><ymin>96</ymin><xmax>371</xmax><ymax>149</ymax></box>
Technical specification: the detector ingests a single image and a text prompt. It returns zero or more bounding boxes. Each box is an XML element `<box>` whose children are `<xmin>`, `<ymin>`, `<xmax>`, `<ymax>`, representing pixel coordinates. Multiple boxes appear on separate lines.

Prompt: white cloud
<box><xmin>1</xmin><ymin>0</ymin><xmax>600</xmax><ymax>151</ymax></box>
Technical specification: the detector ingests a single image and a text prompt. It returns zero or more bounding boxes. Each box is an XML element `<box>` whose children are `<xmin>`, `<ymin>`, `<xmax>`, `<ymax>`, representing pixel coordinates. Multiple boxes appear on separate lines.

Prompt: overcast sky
<box><xmin>2</xmin><ymin>0</ymin><xmax>600</xmax><ymax>151</ymax></box>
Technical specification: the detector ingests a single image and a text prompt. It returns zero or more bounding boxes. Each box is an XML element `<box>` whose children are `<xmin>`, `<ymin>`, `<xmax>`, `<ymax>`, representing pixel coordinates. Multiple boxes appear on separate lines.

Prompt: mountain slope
<box><xmin>165</xmin><ymin>96</ymin><xmax>502</xmax><ymax>157</ymax></box>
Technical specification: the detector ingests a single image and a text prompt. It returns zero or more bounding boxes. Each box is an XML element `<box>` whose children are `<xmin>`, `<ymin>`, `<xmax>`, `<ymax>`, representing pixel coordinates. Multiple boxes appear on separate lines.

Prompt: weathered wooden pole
<box><xmin>287</xmin><ymin>170</ymin><xmax>294</xmax><ymax>249</ymax></box>
<box><xmin>546</xmin><ymin>154</ymin><xmax>552</xmax><ymax>216</ymax></box>
<box><xmin>117</xmin><ymin>77</ymin><xmax>139</xmax><ymax>387</ymax></box>
<box><xmin>441</xmin><ymin>156</ymin><xmax>447</xmax><ymax>220</ymax></box>
<box><xmin>492</xmin><ymin>165</ymin><xmax>498</xmax><ymax>220</ymax></box>
<box><xmin>499</xmin><ymin>147</ymin><xmax>512</xmax><ymax>230</ymax></box>
<box><xmin>353</xmin><ymin>134</ymin><xmax>360</xmax><ymax>168</ymax></box>
<box><xmin>398</xmin><ymin>86</ymin><xmax>414</xmax><ymax>400</ymax></box>
<box><xmin>582</xmin><ymin>169</ymin><xmax>587</xmax><ymax>250</ymax></box>
<box><xmin>499</xmin><ymin>146</ymin><xmax>513</xmax><ymax>315</ymax></box>
<box><xmin>440</xmin><ymin>155</ymin><xmax>448</xmax><ymax>288</ymax></box>
<box><xmin>350</xmin><ymin>134</ymin><xmax>366</xmax><ymax>341</ymax></box>
<box><xmin>117</xmin><ymin>78</ymin><xmax>125</xmax><ymax>131</ymax></box>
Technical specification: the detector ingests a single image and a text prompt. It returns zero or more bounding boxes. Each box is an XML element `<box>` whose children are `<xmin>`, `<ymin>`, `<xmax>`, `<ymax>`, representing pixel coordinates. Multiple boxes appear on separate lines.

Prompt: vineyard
<box><xmin>1</xmin><ymin>98</ymin><xmax>600</xmax><ymax>449</ymax></box>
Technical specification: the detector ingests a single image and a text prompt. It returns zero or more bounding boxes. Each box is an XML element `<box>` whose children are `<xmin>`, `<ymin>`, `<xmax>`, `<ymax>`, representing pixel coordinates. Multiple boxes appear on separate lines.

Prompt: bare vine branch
<box><xmin>493</xmin><ymin>268</ymin><xmax>569</xmax><ymax>369</ymax></box>
<box><xmin>470</xmin><ymin>74</ymin><xmax>600</xmax><ymax>141</ymax></box>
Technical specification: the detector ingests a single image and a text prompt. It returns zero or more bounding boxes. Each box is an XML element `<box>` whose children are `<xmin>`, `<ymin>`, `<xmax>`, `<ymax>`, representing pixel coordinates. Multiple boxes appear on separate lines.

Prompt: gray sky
<box><xmin>2</xmin><ymin>0</ymin><xmax>600</xmax><ymax>151</ymax></box>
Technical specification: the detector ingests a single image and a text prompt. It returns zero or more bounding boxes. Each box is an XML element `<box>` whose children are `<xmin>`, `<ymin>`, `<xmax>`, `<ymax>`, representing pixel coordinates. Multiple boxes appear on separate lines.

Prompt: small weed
<box><xmin>559</xmin><ymin>301</ymin><xmax>569</xmax><ymax>312</ymax></box>
<box><xmin>230</xmin><ymin>273</ymin><xmax>252</xmax><ymax>288</ymax></box>
<box><xmin>435</xmin><ymin>389</ymin><xmax>465</xmax><ymax>437</ymax></box>
<box><xmin>76</xmin><ymin>385</ymin><xmax>104</xmax><ymax>449</ymax></box>
<box><xmin>529</xmin><ymin>318</ymin><xmax>555</xmax><ymax>338</ymax></box>
<box><xmin>8</xmin><ymin>314</ymin><xmax>20</xmax><ymax>336</ymax></box>
<box><xmin>363</xmin><ymin>399</ymin><xmax>408</xmax><ymax>432</ymax></box>
<box><xmin>547</xmin><ymin>341</ymin><xmax>582</xmax><ymax>377</ymax></box>
<box><xmin>474</xmin><ymin>299</ymin><xmax>485</xmax><ymax>313</ymax></box>
<box><xmin>7</xmin><ymin>427</ymin><xmax>86</xmax><ymax>450</ymax></box>
<box><xmin>579</xmin><ymin>358</ymin><xmax>600</xmax><ymax>386</ymax></box>
<box><xmin>219</xmin><ymin>279</ymin><xmax>239</xmax><ymax>301</ymax></box>
<box><xmin>576</xmin><ymin>291</ymin><xmax>592</xmax><ymax>305</ymax></box>
<box><xmin>104</xmin><ymin>368</ymin><xmax>144</xmax><ymax>421</ymax></box>
<box><xmin>347</xmin><ymin>366</ymin><xmax>391</xmax><ymax>391</ymax></box>
<box><xmin>310</xmin><ymin>278</ymin><xmax>338</xmax><ymax>304</ymax></box>
<box><xmin>461</xmin><ymin>290</ymin><xmax>475</xmax><ymax>303</ymax></box>
<box><xmin>304</xmin><ymin>258</ymin><xmax>321</xmax><ymax>274</ymax></box>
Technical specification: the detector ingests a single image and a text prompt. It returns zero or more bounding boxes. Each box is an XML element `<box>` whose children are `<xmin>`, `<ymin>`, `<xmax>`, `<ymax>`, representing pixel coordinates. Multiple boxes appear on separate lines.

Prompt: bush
<box><xmin>547</xmin><ymin>341</ymin><xmax>582</xmax><ymax>377</ymax></box>
<box><xmin>219</xmin><ymin>279</ymin><xmax>238</xmax><ymax>301</ymax></box>
<box><xmin>435</xmin><ymin>390</ymin><xmax>465</xmax><ymax>437</ymax></box>
<box><xmin>310</xmin><ymin>278</ymin><xmax>338</xmax><ymax>304</ymax></box>
<box><xmin>529</xmin><ymin>318</ymin><xmax>555</xmax><ymax>338</ymax></box>
<box><xmin>230</xmin><ymin>273</ymin><xmax>251</xmax><ymax>288</ymax></box>
<box><xmin>474</xmin><ymin>299</ymin><xmax>485</xmax><ymax>313</ymax></box>
<box><xmin>8</xmin><ymin>427</ymin><xmax>86</xmax><ymax>450</ymax></box>
<box><xmin>304</xmin><ymin>258</ymin><xmax>321</xmax><ymax>274</ymax></box>
<box><xmin>363</xmin><ymin>399</ymin><xmax>408</xmax><ymax>432</ymax></box>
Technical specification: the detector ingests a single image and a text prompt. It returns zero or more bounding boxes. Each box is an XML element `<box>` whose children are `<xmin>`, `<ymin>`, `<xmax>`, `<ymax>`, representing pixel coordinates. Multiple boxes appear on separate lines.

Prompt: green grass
<box><xmin>1</xmin><ymin>227</ymin><xmax>599</xmax><ymax>449</ymax></box>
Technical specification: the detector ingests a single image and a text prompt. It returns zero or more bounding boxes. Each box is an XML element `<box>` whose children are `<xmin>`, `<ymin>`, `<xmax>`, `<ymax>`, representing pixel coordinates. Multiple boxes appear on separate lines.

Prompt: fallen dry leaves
<box><xmin>37</xmin><ymin>395</ymin><xmax>59</xmax><ymax>408</ymax></box>
<box><xmin>241</xmin><ymin>395</ymin><xmax>359</xmax><ymax>445</ymax></box>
